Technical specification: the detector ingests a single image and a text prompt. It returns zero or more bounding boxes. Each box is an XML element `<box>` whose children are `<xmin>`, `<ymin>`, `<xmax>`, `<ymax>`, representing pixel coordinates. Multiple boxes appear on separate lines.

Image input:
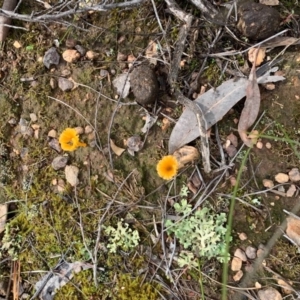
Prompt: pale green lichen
<box><xmin>165</xmin><ymin>196</ymin><xmax>231</xmax><ymax>267</ymax></box>
<box><xmin>104</xmin><ymin>220</ymin><xmax>140</xmax><ymax>253</ymax></box>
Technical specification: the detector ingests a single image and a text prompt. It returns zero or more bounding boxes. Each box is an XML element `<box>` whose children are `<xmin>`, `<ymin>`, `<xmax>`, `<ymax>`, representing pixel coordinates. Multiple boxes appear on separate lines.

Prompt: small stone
<box><xmin>233</xmin><ymin>270</ymin><xmax>243</xmax><ymax>282</ymax></box>
<box><xmin>227</xmin><ymin>133</ymin><xmax>238</xmax><ymax>147</ymax></box>
<box><xmin>48</xmin><ymin>138</ymin><xmax>62</xmax><ymax>152</ymax></box>
<box><xmin>274</xmin><ymin>173</ymin><xmax>289</xmax><ymax>183</ymax></box>
<box><xmin>100</xmin><ymin>69</ymin><xmax>109</xmax><ymax>78</ymax></box>
<box><xmin>130</xmin><ymin>64</ymin><xmax>159</xmax><ymax>105</ymax></box>
<box><xmin>48</xmin><ymin>129</ymin><xmax>57</xmax><ymax>138</ymax></box>
<box><xmin>263</xmin><ymin>179</ymin><xmax>274</xmax><ymax>188</ymax></box>
<box><xmin>277</xmin><ymin>185</ymin><xmax>285</xmax><ymax>193</ymax></box>
<box><xmin>256</xmin><ymin>141</ymin><xmax>263</xmax><ymax>149</ymax></box>
<box><xmin>29</xmin><ymin>113</ymin><xmax>37</xmax><ymax>122</ymax></box>
<box><xmin>237</xmin><ymin>2</ymin><xmax>280</xmax><ymax>41</ymax></box>
<box><xmin>65</xmin><ymin>38</ymin><xmax>77</xmax><ymax>48</ymax></box>
<box><xmin>288</xmin><ymin>168</ymin><xmax>300</xmax><ymax>182</ymax></box>
<box><xmin>277</xmin><ymin>279</ymin><xmax>293</xmax><ymax>295</ymax></box>
<box><xmin>43</xmin><ymin>47</ymin><xmax>60</xmax><ymax>69</ymax></box>
<box><xmin>234</xmin><ymin>248</ymin><xmax>247</xmax><ymax>262</ymax></box>
<box><xmin>61</xmin><ymin>69</ymin><xmax>72</xmax><ymax>77</ymax></box>
<box><xmin>245</xmin><ymin>246</ymin><xmax>257</xmax><ymax>259</ymax></box>
<box><xmin>286</xmin><ymin>184</ymin><xmax>296</xmax><ymax>197</ymax></box>
<box><xmin>8</xmin><ymin>118</ymin><xmax>17</xmax><ymax>125</ymax></box>
<box><xmin>62</xmin><ymin>49</ymin><xmax>80</xmax><ymax>63</ymax></box>
<box><xmin>50</xmin><ymin>77</ymin><xmax>57</xmax><ymax>89</ymax></box>
<box><xmin>85</xmin><ymin>125</ymin><xmax>93</xmax><ymax>134</ymax></box>
<box><xmin>58</xmin><ymin>77</ymin><xmax>74</xmax><ymax>92</ymax></box>
<box><xmin>257</xmin><ymin>287</ymin><xmax>282</xmax><ymax>300</ymax></box>
<box><xmin>74</xmin><ymin>127</ymin><xmax>84</xmax><ymax>134</ymax></box>
<box><xmin>52</xmin><ymin>178</ymin><xmax>57</xmax><ymax>185</ymax></box>
<box><xmin>86</xmin><ymin>50</ymin><xmax>98</xmax><ymax>60</ymax></box>
<box><xmin>286</xmin><ymin>216</ymin><xmax>300</xmax><ymax>246</ymax></box>
<box><xmin>57</xmin><ymin>179</ymin><xmax>66</xmax><ymax>193</ymax></box>
<box><xmin>52</xmin><ymin>156</ymin><xmax>68</xmax><ymax>170</ymax></box>
<box><xmin>117</xmin><ymin>52</ymin><xmax>128</xmax><ymax>61</ymax></box>
<box><xmin>231</xmin><ymin>257</ymin><xmax>242</xmax><ymax>271</ymax></box>
<box><xmin>65</xmin><ymin>165</ymin><xmax>79</xmax><ymax>186</ymax></box>
<box><xmin>126</xmin><ymin>135</ymin><xmax>144</xmax><ymax>156</ymax></box>
<box><xmin>75</xmin><ymin>44</ymin><xmax>86</xmax><ymax>56</ymax></box>
<box><xmin>239</xmin><ymin>232</ymin><xmax>248</xmax><ymax>241</ymax></box>
<box><xmin>265</xmin><ymin>142</ymin><xmax>272</xmax><ymax>149</ymax></box>
<box><xmin>226</xmin><ymin>145</ymin><xmax>237</xmax><ymax>158</ymax></box>
<box><xmin>255</xmin><ymin>282</ymin><xmax>262</xmax><ymax>289</ymax></box>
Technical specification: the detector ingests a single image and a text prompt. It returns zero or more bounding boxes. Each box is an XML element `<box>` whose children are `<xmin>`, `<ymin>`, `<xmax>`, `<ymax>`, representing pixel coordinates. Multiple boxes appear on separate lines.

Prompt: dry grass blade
<box><xmin>238</xmin><ymin>54</ymin><xmax>260</xmax><ymax>147</ymax></box>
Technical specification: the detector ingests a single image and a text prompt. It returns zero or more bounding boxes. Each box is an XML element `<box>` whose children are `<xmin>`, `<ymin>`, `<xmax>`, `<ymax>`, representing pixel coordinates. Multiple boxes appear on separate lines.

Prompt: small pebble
<box><xmin>288</xmin><ymin>168</ymin><xmax>300</xmax><ymax>182</ymax></box>
<box><xmin>286</xmin><ymin>184</ymin><xmax>296</xmax><ymax>197</ymax></box>
<box><xmin>50</xmin><ymin>78</ymin><xmax>57</xmax><ymax>89</ymax></box>
<box><xmin>263</xmin><ymin>179</ymin><xmax>274</xmax><ymax>189</ymax></box>
<box><xmin>48</xmin><ymin>139</ymin><xmax>62</xmax><ymax>152</ymax></box>
<box><xmin>85</xmin><ymin>125</ymin><xmax>93</xmax><ymax>134</ymax></box>
<box><xmin>29</xmin><ymin>113</ymin><xmax>37</xmax><ymax>122</ymax></box>
<box><xmin>239</xmin><ymin>232</ymin><xmax>248</xmax><ymax>241</ymax></box>
<box><xmin>58</xmin><ymin>77</ymin><xmax>74</xmax><ymax>92</ymax></box>
<box><xmin>48</xmin><ymin>129</ymin><xmax>57</xmax><ymax>138</ymax></box>
<box><xmin>256</xmin><ymin>141</ymin><xmax>263</xmax><ymax>149</ymax></box>
<box><xmin>274</xmin><ymin>173</ymin><xmax>289</xmax><ymax>183</ymax></box>
<box><xmin>86</xmin><ymin>50</ymin><xmax>97</xmax><ymax>60</ymax></box>
<box><xmin>62</xmin><ymin>49</ymin><xmax>80</xmax><ymax>63</ymax></box>
<box><xmin>65</xmin><ymin>38</ymin><xmax>77</xmax><ymax>48</ymax></box>
<box><xmin>65</xmin><ymin>165</ymin><xmax>79</xmax><ymax>186</ymax></box>
<box><xmin>245</xmin><ymin>246</ymin><xmax>257</xmax><ymax>259</ymax></box>
<box><xmin>257</xmin><ymin>287</ymin><xmax>282</xmax><ymax>300</ymax></box>
<box><xmin>234</xmin><ymin>248</ymin><xmax>247</xmax><ymax>262</ymax></box>
<box><xmin>233</xmin><ymin>270</ymin><xmax>243</xmax><ymax>282</ymax></box>
<box><xmin>75</xmin><ymin>127</ymin><xmax>84</xmax><ymax>134</ymax></box>
<box><xmin>51</xmin><ymin>156</ymin><xmax>68</xmax><ymax>170</ymax></box>
<box><xmin>231</xmin><ymin>257</ymin><xmax>242</xmax><ymax>271</ymax></box>
<box><xmin>75</xmin><ymin>44</ymin><xmax>86</xmax><ymax>56</ymax></box>
<box><xmin>265</xmin><ymin>142</ymin><xmax>272</xmax><ymax>149</ymax></box>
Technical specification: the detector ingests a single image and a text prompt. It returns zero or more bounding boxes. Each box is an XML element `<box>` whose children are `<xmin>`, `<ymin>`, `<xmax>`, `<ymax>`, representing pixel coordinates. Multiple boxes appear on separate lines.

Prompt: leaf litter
<box><xmin>169</xmin><ymin>61</ymin><xmax>285</xmax><ymax>153</ymax></box>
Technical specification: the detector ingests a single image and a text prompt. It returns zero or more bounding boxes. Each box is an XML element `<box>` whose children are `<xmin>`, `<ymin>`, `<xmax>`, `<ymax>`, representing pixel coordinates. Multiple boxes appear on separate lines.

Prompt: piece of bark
<box><xmin>0</xmin><ymin>0</ymin><xmax>18</xmax><ymax>42</ymax></box>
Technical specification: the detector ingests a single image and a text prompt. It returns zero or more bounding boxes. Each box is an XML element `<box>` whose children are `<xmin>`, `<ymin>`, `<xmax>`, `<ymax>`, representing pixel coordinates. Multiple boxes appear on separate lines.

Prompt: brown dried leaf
<box><xmin>248</xmin><ymin>48</ymin><xmax>266</xmax><ymax>66</ymax></box>
<box><xmin>173</xmin><ymin>146</ymin><xmax>200</xmax><ymax>169</ymax></box>
<box><xmin>110</xmin><ymin>139</ymin><xmax>125</xmax><ymax>156</ymax></box>
<box><xmin>238</xmin><ymin>59</ymin><xmax>261</xmax><ymax>147</ymax></box>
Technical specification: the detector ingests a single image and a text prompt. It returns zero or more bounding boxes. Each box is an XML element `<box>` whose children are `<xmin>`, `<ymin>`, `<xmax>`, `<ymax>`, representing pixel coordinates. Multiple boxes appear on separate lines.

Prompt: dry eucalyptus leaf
<box><xmin>262</xmin><ymin>36</ymin><xmax>300</xmax><ymax>48</ymax></box>
<box><xmin>141</xmin><ymin>113</ymin><xmax>157</xmax><ymax>134</ymax></box>
<box><xmin>0</xmin><ymin>204</ymin><xmax>8</xmax><ymax>233</ymax></box>
<box><xmin>168</xmin><ymin>64</ymin><xmax>285</xmax><ymax>153</ymax></box>
<box><xmin>112</xmin><ymin>73</ymin><xmax>130</xmax><ymax>98</ymax></box>
<box><xmin>168</xmin><ymin>77</ymin><xmax>248</xmax><ymax>153</ymax></box>
<box><xmin>110</xmin><ymin>139</ymin><xmax>125</xmax><ymax>156</ymax></box>
<box><xmin>34</xmin><ymin>261</ymin><xmax>92</xmax><ymax>300</ymax></box>
<box><xmin>173</xmin><ymin>146</ymin><xmax>200</xmax><ymax>169</ymax></box>
<box><xmin>238</xmin><ymin>61</ymin><xmax>260</xmax><ymax>147</ymax></box>
<box><xmin>248</xmin><ymin>48</ymin><xmax>266</xmax><ymax>66</ymax></box>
